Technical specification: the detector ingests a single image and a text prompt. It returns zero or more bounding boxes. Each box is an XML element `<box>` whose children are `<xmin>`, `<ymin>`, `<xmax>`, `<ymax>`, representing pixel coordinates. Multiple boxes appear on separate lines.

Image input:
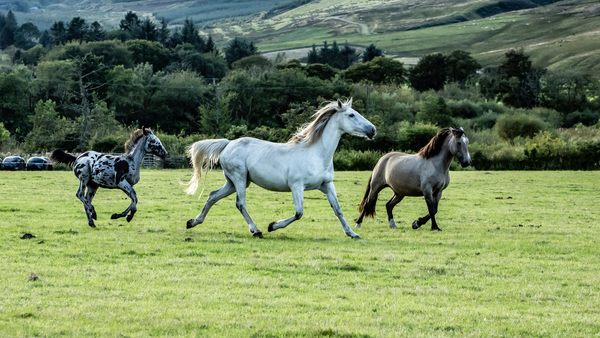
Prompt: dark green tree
<box><xmin>126</xmin><ymin>39</ymin><xmax>170</xmax><ymax>71</ymax></box>
<box><xmin>0</xmin><ymin>10</ymin><xmax>17</xmax><ymax>49</ymax></box>
<box><xmin>157</xmin><ymin>18</ymin><xmax>170</xmax><ymax>46</ymax></box>
<box><xmin>67</xmin><ymin>17</ymin><xmax>87</xmax><ymax>43</ymax></box>
<box><xmin>445</xmin><ymin>50</ymin><xmax>480</xmax><ymax>86</ymax></box>
<box><xmin>342</xmin><ymin>56</ymin><xmax>406</xmax><ymax>85</ymax></box>
<box><xmin>409</xmin><ymin>53</ymin><xmax>447</xmax><ymax>92</ymax></box>
<box><xmin>138</xmin><ymin>17</ymin><xmax>158</xmax><ymax>41</ymax></box>
<box><xmin>14</xmin><ymin>22</ymin><xmax>40</xmax><ymax>50</ymax></box>
<box><xmin>224</xmin><ymin>37</ymin><xmax>258</xmax><ymax>68</ymax></box>
<box><xmin>119</xmin><ymin>11</ymin><xmax>140</xmax><ymax>39</ymax></box>
<box><xmin>416</xmin><ymin>96</ymin><xmax>453</xmax><ymax>127</ymax></box>
<box><xmin>50</xmin><ymin>21</ymin><xmax>67</xmax><ymax>45</ymax></box>
<box><xmin>86</xmin><ymin>21</ymin><xmax>106</xmax><ymax>42</ymax></box>
<box><xmin>307</xmin><ymin>44</ymin><xmax>318</xmax><ymax>64</ymax></box>
<box><xmin>39</xmin><ymin>29</ymin><xmax>51</xmax><ymax>47</ymax></box>
<box><xmin>338</xmin><ymin>42</ymin><xmax>359</xmax><ymax>70</ymax></box>
<box><xmin>362</xmin><ymin>44</ymin><xmax>383</xmax><ymax>62</ymax></box>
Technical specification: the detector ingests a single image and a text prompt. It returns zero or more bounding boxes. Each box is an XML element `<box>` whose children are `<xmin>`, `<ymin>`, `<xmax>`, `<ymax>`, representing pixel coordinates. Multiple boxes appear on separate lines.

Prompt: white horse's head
<box><xmin>143</xmin><ymin>128</ymin><xmax>168</xmax><ymax>159</ymax></box>
<box><xmin>449</xmin><ymin>127</ymin><xmax>471</xmax><ymax>167</ymax></box>
<box><xmin>332</xmin><ymin>98</ymin><xmax>376</xmax><ymax>139</ymax></box>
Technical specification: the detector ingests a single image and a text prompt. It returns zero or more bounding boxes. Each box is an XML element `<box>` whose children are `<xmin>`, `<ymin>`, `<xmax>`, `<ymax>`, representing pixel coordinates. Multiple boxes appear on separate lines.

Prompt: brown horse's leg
<box><xmin>412</xmin><ymin>214</ymin><xmax>430</xmax><ymax>229</ymax></box>
<box><xmin>386</xmin><ymin>194</ymin><xmax>403</xmax><ymax>228</ymax></box>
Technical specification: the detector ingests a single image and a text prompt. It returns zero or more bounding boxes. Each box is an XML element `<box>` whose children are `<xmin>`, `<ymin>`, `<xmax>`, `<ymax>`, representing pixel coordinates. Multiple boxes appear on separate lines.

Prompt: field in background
<box><xmin>1</xmin><ymin>170</ymin><xmax>599</xmax><ymax>336</ymax></box>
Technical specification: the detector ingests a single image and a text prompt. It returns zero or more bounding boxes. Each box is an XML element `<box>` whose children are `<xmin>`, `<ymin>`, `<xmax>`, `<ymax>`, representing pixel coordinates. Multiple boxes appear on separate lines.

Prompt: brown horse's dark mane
<box><xmin>124</xmin><ymin>128</ymin><xmax>148</xmax><ymax>153</ymax></box>
<box><xmin>417</xmin><ymin>129</ymin><xmax>452</xmax><ymax>159</ymax></box>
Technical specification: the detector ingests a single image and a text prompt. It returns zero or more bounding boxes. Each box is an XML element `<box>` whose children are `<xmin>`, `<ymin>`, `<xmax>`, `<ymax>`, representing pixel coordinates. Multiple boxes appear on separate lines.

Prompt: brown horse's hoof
<box><xmin>111</xmin><ymin>214</ymin><xmax>120</xmax><ymax>219</ymax></box>
<box><xmin>253</xmin><ymin>231</ymin><xmax>264</xmax><ymax>239</ymax></box>
<box><xmin>412</xmin><ymin>220</ymin><xmax>421</xmax><ymax>229</ymax></box>
<box><xmin>431</xmin><ymin>227</ymin><xmax>442</xmax><ymax>231</ymax></box>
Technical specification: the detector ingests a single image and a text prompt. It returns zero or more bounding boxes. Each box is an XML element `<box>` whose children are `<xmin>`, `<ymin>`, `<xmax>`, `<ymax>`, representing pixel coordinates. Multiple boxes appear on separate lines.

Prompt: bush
<box><xmin>90</xmin><ymin>134</ymin><xmax>128</xmax><ymax>153</ymax></box>
<box><xmin>415</xmin><ymin>96</ymin><xmax>453</xmax><ymax>127</ymax></box>
<box><xmin>496</xmin><ymin>113</ymin><xmax>550</xmax><ymax>141</ymax></box>
<box><xmin>564</xmin><ymin>110</ymin><xmax>600</xmax><ymax>127</ymax></box>
<box><xmin>397</xmin><ymin>121</ymin><xmax>439</xmax><ymax>152</ymax></box>
<box><xmin>333</xmin><ymin>149</ymin><xmax>383</xmax><ymax>171</ymax></box>
<box><xmin>470</xmin><ymin>110</ymin><xmax>498</xmax><ymax>130</ymax></box>
<box><xmin>447</xmin><ymin>99</ymin><xmax>482</xmax><ymax>119</ymax></box>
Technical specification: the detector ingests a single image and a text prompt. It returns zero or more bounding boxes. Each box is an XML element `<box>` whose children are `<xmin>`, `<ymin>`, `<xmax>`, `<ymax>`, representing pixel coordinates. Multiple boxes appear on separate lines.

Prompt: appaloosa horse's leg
<box><xmin>76</xmin><ymin>180</ymin><xmax>96</xmax><ymax>228</ymax></box>
<box><xmin>268</xmin><ymin>186</ymin><xmax>304</xmax><ymax>232</ymax></box>
<box><xmin>319</xmin><ymin>182</ymin><xmax>361</xmax><ymax>239</ymax></box>
<box><xmin>85</xmin><ymin>185</ymin><xmax>98</xmax><ymax>220</ymax></box>
<box><xmin>111</xmin><ymin>181</ymin><xmax>138</xmax><ymax>222</ymax></box>
<box><xmin>187</xmin><ymin>178</ymin><xmax>236</xmax><ymax>229</ymax></box>
<box><xmin>386</xmin><ymin>194</ymin><xmax>403</xmax><ymax>228</ymax></box>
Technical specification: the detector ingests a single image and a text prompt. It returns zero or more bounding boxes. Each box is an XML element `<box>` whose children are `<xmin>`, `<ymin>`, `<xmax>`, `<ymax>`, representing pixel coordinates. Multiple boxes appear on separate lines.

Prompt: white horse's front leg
<box><xmin>319</xmin><ymin>182</ymin><xmax>361</xmax><ymax>239</ymax></box>
<box><xmin>268</xmin><ymin>186</ymin><xmax>304</xmax><ymax>232</ymax></box>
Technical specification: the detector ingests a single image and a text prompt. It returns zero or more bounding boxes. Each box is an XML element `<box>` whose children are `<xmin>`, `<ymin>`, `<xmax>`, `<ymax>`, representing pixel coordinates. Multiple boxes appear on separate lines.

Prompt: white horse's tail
<box><xmin>185</xmin><ymin>139</ymin><xmax>230</xmax><ymax>196</ymax></box>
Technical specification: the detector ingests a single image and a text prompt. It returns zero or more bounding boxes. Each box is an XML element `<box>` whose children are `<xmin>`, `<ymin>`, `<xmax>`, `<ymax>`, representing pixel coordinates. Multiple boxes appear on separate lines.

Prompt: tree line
<box><xmin>0</xmin><ymin>10</ymin><xmax>599</xmax><ymax>170</ymax></box>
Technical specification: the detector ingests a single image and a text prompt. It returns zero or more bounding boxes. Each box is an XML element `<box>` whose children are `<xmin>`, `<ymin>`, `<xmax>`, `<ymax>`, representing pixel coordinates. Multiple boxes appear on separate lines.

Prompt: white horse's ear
<box><xmin>459</xmin><ymin>127</ymin><xmax>464</xmax><ymax>131</ymax></box>
<box><xmin>337</xmin><ymin>99</ymin><xmax>343</xmax><ymax>109</ymax></box>
<box><xmin>347</xmin><ymin>98</ymin><xmax>353</xmax><ymax>107</ymax></box>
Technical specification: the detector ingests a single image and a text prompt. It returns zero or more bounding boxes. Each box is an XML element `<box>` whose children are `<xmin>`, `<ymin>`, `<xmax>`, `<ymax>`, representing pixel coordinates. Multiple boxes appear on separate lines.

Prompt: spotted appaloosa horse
<box><xmin>50</xmin><ymin>128</ymin><xmax>168</xmax><ymax>227</ymax></box>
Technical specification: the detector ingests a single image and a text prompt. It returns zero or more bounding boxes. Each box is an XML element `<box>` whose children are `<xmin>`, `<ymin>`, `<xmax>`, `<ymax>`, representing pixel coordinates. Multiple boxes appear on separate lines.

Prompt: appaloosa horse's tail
<box><xmin>50</xmin><ymin>149</ymin><xmax>77</xmax><ymax>167</ymax></box>
<box><xmin>357</xmin><ymin>175</ymin><xmax>378</xmax><ymax>218</ymax></box>
<box><xmin>185</xmin><ymin>139</ymin><xmax>231</xmax><ymax>196</ymax></box>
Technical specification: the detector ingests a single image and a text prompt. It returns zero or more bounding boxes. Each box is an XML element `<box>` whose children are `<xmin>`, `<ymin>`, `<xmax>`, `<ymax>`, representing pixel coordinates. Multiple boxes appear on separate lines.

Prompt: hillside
<box><xmin>206</xmin><ymin>0</ymin><xmax>600</xmax><ymax>75</ymax></box>
<box><xmin>3</xmin><ymin>0</ymin><xmax>600</xmax><ymax>74</ymax></box>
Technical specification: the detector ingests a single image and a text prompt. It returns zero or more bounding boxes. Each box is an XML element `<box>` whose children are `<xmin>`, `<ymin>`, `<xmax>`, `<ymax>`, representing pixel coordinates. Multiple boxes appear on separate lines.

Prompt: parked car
<box><xmin>1</xmin><ymin>156</ymin><xmax>26</xmax><ymax>170</ymax></box>
<box><xmin>27</xmin><ymin>157</ymin><xmax>53</xmax><ymax>171</ymax></box>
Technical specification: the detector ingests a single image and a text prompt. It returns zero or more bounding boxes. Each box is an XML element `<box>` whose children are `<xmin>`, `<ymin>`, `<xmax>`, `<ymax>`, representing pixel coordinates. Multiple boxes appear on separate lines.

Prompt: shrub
<box><xmin>496</xmin><ymin>113</ymin><xmax>550</xmax><ymax>141</ymax></box>
<box><xmin>397</xmin><ymin>121</ymin><xmax>439</xmax><ymax>152</ymax></box>
<box><xmin>333</xmin><ymin>149</ymin><xmax>383</xmax><ymax>171</ymax></box>
<box><xmin>415</xmin><ymin>96</ymin><xmax>453</xmax><ymax>127</ymax></box>
<box><xmin>471</xmin><ymin>110</ymin><xmax>498</xmax><ymax>130</ymax></box>
<box><xmin>90</xmin><ymin>134</ymin><xmax>127</xmax><ymax>153</ymax></box>
<box><xmin>447</xmin><ymin>99</ymin><xmax>482</xmax><ymax>119</ymax></box>
<box><xmin>564</xmin><ymin>110</ymin><xmax>600</xmax><ymax>127</ymax></box>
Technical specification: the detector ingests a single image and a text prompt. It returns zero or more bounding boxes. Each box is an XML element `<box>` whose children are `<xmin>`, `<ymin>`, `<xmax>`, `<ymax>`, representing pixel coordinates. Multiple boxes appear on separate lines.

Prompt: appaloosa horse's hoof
<box><xmin>412</xmin><ymin>220</ymin><xmax>421</xmax><ymax>229</ymax></box>
<box><xmin>89</xmin><ymin>223</ymin><xmax>96</xmax><ymax>228</ymax></box>
<box><xmin>253</xmin><ymin>231</ymin><xmax>264</xmax><ymax>239</ymax></box>
<box><xmin>268</xmin><ymin>222</ymin><xmax>276</xmax><ymax>232</ymax></box>
<box><xmin>111</xmin><ymin>213</ymin><xmax>120</xmax><ymax>220</ymax></box>
<box><xmin>186</xmin><ymin>219</ymin><xmax>196</xmax><ymax>229</ymax></box>
<box><xmin>91</xmin><ymin>211</ymin><xmax>97</xmax><ymax>220</ymax></box>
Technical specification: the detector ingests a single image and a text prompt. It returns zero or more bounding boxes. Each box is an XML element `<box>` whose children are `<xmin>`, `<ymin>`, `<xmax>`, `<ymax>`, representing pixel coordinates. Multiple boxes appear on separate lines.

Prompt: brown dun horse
<box><xmin>355</xmin><ymin>127</ymin><xmax>471</xmax><ymax>231</ymax></box>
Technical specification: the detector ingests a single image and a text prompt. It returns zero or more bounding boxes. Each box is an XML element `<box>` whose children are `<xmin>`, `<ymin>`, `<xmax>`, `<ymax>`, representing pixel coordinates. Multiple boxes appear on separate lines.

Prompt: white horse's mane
<box><xmin>288</xmin><ymin>99</ymin><xmax>349</xmax><ymax>146</ymax></box>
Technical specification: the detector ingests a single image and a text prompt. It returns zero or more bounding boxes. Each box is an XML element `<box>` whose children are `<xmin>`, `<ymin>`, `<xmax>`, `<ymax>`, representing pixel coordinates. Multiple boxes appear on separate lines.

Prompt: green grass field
<box><xmin>1</xmin><ymin>170</ymin><xmax>599</xmax><ymax>336</ymax></box>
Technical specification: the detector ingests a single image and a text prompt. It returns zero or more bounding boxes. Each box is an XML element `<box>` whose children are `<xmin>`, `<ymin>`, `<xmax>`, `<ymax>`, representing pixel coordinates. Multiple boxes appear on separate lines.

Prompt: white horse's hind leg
<box><xmin>187</xmin><ymin>179</ymin><xmax>236</xmax><ymax>229</ymax></box>
<box><xmin>319</xmin><ymin>182</ymin><xmax>361</xmax><ymax>239</ymax></box>
<box><xmin>268</xmin><ymin>187</ymin><xmax>304</xmax><ymax>232</ymax></box>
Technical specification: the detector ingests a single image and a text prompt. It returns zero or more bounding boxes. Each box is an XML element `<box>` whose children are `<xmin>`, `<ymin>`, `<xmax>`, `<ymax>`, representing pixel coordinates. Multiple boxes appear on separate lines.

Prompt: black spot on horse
<box><xmin>115</xmin><ymin>160</ymin><xmax>129</xmax><ymax>184</ymax></box>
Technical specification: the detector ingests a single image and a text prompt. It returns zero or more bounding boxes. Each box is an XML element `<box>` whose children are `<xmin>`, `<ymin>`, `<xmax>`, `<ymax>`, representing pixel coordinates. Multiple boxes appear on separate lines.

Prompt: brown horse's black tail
<box><xmin>357</xmin><ymin>175</ymin><xmax>377</xmax><ymax>218</ymax></box>
<box><xmin>50</xmin><ymin>149</ymin><xmax>77</xmax><ymax>167</ymax></box>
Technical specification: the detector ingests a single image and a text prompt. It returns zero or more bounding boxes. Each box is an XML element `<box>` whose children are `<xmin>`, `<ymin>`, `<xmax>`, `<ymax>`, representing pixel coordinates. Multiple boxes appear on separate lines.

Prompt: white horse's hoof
<box><xmin>355</xmin><ymin>223</ymin><xmax>361</xmax><ymax>228</ymax></box>
<box><xmin>346</xmin><ymin>232</ymin><xmax>362</xmax><ymax>239</ymax></box>
<box><xmin>389</xmin><ymin>219</ymin><xmax>398</xmax><ymax>229</ymax></box>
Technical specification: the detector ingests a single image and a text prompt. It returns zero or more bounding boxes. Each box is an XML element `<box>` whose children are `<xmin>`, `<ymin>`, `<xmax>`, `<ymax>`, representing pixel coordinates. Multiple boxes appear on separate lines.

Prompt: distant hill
<box><xmin>3</xmin><ymin>0</ymin><xmax>600</xmax><ymax>75</ymax></box>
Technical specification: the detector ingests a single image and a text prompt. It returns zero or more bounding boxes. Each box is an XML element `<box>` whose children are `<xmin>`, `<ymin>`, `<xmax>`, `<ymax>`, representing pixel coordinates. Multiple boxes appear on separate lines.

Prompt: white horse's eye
<box><xmin>349</xmin><ymin>113</ymin><xmax>355</xmax><ymax>117</ymax></box>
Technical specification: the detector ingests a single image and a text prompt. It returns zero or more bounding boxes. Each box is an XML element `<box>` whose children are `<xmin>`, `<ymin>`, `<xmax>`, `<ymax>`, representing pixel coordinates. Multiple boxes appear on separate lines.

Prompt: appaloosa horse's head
<box><xmin>143</xmin><ymin>128</ymin><xmax>168</xmax><ymax>159</ymax></box>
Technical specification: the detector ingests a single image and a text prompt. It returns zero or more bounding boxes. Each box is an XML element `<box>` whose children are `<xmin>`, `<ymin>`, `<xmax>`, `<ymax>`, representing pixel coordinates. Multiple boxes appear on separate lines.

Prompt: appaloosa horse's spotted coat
<box><xmin>51</xmin><ymin>128</ymin><xmax>168</xmax><ymax>227</ymax></box>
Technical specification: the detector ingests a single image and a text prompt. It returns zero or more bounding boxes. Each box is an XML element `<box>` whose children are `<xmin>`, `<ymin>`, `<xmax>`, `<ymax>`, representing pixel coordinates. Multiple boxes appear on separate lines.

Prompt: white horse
<box><xmin>185</xmin><ymin>99</ymin><xmax>376</xmax><ymax>238</ymax></box>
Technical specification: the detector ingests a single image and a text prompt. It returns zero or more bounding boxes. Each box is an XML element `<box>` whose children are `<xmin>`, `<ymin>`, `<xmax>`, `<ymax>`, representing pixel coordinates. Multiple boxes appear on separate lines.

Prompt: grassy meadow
<box><xmin>1</xmin><ymin>169</ymin><xmax>599</xmax><ymax>336</ymax></box>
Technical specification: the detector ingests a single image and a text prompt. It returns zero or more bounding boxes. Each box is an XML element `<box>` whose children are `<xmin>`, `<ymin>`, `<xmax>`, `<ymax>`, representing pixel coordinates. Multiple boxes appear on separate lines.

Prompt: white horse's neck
<box><xmin>313</xmin><ymin>116</ymin><xmax>343</xmax><ymax>163</ymax></box>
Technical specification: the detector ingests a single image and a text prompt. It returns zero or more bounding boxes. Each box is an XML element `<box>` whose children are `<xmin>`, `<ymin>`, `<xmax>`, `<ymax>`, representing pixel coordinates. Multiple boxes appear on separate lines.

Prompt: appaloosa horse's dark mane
<box><xmin>124</xmin><ymin>128</ymin><xmax>149</xmax><ymax>154</ymax></box>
